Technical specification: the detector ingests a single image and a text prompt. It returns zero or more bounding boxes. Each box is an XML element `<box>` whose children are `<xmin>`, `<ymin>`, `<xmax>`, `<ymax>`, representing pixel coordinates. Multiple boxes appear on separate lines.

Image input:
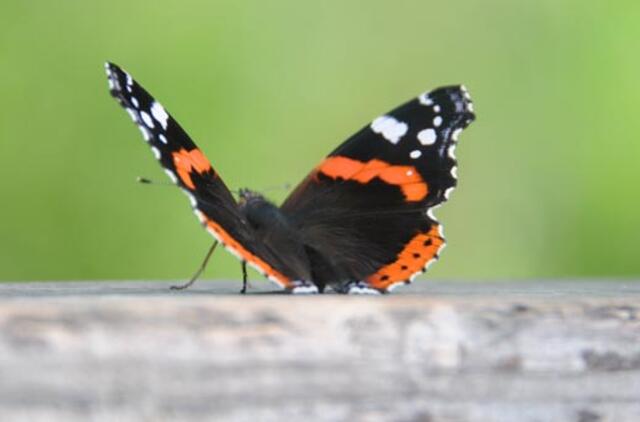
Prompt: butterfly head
<box><xmin>237</xmin><ymin>188</ymin><xmax>266</xmax><ymax>207</ymax></box>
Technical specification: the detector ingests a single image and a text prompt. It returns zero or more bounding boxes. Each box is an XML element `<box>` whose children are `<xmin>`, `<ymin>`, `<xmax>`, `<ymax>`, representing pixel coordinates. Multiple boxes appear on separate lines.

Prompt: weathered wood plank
<box><xmin>0</xmin><ymin>280</ymin><xmax>639</xmax><ymax>421</ymax></box>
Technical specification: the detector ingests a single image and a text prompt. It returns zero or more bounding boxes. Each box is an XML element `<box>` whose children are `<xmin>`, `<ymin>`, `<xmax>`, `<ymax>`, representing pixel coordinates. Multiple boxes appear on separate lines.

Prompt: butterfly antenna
<box><xmin>261</xmin><ymin>182</ymin><xmax>292</xmax><ymax>193</ymax></box>
<box><xmin>136</xmin><ymin>176</ymin><xmax>173</xmax><ymax>187</ymax></box>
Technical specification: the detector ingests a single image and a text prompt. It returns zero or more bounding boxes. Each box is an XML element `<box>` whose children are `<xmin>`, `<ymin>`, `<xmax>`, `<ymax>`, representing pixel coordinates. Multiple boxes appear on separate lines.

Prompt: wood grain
<box><xmin>0</xmin><ymin>280</ymin><xmax>639</xmax><ymax>421</ymax></box>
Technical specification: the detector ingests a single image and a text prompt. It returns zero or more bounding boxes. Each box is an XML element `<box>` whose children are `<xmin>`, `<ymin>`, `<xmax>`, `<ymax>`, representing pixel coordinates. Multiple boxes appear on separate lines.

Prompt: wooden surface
<box><xmin>0</xmin><ymin>280</ymin><xmax>639</xmax><ymax>422</ymax></box>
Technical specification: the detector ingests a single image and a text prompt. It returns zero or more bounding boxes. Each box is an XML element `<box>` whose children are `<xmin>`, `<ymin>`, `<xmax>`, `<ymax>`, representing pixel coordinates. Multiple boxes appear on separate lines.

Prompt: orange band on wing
<box><xmin>318</xmin><ymin>156</ymin><xmax>428</xmax><ymax>201</ymax></box>
<box><xmin>172</xmin><ymin>148</ymin><xmax>213</xmax><ymax>189</ymax></box>
<box><xmin>203</xmin><ymin>216</ymin><xmax>294</xmax><ymax>289</ymax></box>
<box><xmin>366</xmin><ymin>224</ymin><xmax>444</xmax><ymax>290</ymax></box>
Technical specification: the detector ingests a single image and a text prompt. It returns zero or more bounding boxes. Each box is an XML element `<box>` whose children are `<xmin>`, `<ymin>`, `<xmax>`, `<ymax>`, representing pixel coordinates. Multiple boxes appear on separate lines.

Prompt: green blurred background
<box><xmin>1</xmin><ymin>1</ymin><xmax>639</xmax><ymax>282</ymax></box>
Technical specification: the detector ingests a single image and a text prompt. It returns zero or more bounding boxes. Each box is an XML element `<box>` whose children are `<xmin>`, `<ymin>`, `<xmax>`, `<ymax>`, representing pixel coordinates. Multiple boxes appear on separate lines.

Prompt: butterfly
<box><xmin>105</xmin><ymin>62</ymin><xmax>475</xmax><ymax>294</ymax></box>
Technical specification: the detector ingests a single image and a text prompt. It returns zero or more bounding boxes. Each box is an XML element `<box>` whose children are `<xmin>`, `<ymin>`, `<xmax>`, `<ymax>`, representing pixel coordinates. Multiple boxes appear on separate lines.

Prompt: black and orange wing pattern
<box><xmin>281</xmin><ymin>86</ymin><xmax>475</xmax><ymax>292</ymax></box>
<box><xmin>105</xmin><ymin>62</ymin><xmax>303</xmax><ymax>289</ymax></box>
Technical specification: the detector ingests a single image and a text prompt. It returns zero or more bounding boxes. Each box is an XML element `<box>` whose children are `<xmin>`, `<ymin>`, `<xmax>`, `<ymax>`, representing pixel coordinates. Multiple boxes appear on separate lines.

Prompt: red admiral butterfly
<box><xmin>105</xmin><ymin>62</ymin><xmax>475</xmax><ymax>294</ymax></box>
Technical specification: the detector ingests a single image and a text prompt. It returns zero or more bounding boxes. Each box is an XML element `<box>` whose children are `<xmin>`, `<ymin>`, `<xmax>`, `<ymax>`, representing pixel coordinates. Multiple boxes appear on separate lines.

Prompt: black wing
<box><xmin>281</xmin><ymin>86</ymin><xmax>475</xmax><ymax>291</ymax></box>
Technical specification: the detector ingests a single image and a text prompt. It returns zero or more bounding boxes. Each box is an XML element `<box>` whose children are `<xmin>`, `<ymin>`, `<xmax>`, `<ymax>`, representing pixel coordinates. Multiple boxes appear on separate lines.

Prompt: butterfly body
<box><xmin>105</xmin><ymin>62</ymin><xmax>475</xmax><ymax>294</ymax></box>
<box><xmin>238</xmin><ymin>189</ymin><xmax>314</xmax><ymax>287</ymax></box>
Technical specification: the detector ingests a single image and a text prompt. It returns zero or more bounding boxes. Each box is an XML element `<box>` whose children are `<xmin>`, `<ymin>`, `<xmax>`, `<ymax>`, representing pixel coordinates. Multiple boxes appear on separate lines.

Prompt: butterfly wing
<box><xmin>105</xmin><ymin>62</ymin><xmax>299</xmax><ymax>289</ymax></box>
<box><xmin>281</xmin><ymin>86</ymin><xmax>475</xmax><ymax>292</ymax></box>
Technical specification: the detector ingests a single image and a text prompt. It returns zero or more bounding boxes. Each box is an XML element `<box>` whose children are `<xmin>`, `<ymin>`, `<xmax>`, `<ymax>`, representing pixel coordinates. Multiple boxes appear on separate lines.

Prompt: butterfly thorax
<box><xmin>238</xmin><ymin>189</ymin><xmax>287</xmax><ymax>232</ymax></box>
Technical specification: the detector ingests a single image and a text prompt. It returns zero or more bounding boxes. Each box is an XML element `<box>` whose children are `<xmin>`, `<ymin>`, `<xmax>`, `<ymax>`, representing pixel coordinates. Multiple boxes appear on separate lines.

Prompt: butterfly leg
<box><xmin>170</xmin><ymin>241</ymin><xmax>218</xmax><ymax>290</ymax></box>
<box><xmin>240</xmin><ymin>261</ymin><xmax>248</xmax><ymax>294</ymax></box>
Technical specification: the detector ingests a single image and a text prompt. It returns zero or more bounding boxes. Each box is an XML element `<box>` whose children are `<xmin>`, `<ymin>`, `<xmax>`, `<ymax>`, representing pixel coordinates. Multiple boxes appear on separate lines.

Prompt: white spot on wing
<box><xmin>265</xmin><ymin>274</ymin><xmax>288</xmax><ymax>289</ymax></box>
<box><xmin>164</xmin><ymin>169</ymin><xmax>178</xmax><ymax>184</ymax></box>
<box><xmin>418</xmin><ymin>92</ymin><xmax>434</xmax><ymax>106</ymax></box>
<box><xmin>461</xmin><ymin>85</ymin><xmax>472</xmax><ymax>100</ymax></box>
<box><xmin>417</xmin><ymin>128</ymin><xmax>437</xmax><ymax>145</ymax></box>
<box><xmin>131</xmin><ymin>97</ymin><xmax>139</xmax><ymax>108</ymax></box>
<box><xmin>424</xmin><ymin>258</ymin><xmax>438</xmax><ymax>271</ymax></box>
<box><xmin>291</xmin><ymin>284</ymin><xmax>319</xmax><ymax>294</ymax></box>
<box><xmin>159</xmin><ymin>134</ymin><xmax>168</xmax><ymax>144</ymax></box>
<box><xmin>433</xmin><ymin>116</ymin><xmax>443</xmax><ymax>127</ymax></box>
<box><xmin>447</xmin><ymin>144</ymin><xmax>457</xmax><ymax>160</ymax></box>
<box><xmin>126</xmin><ymin>108</ymin><xmax>138</xmax><ymax>122</ymax></box>
<box><xmin>410</xmin><ymin>150</ymin><xmax>422</xmax><ymax>159</ymax></box>
<box><xmin>151</xmin><ymin>146</ymin><xmax>161</xmax><ymax>160</ymax></box>
<box><xmin>384</xmin><ymin>282</ymin><xmax>401</xmax><ymax>292</ymax></box>
<box><xmin>426</xmin><ymin>208</ymin><xmax>436</xmax><ymax>220</ymax></box>
<box><xmin>444</xmin><ymin>187</ymin><xmax>455</xmax><ymax>200</ymax></box>
<box><xmin>151</xmin><ymin>102</ymin><xmax>169</xmax><ymax>130</ymax></box>
<box><xmin>181</xmin><ymin>188</ymin><xmax>197</xmax><ymax>207</ymax></box>
<box><xmin>433</xmin><ymin>105</ymin><xmax>441</xmax><ymax>113</ymax></box>
<box><xmin>140</xmin><ymin>111</ymin><xmax>154</xmax><ymax>129</ymax></box>
<box><xmin>451</xmin><ymin>166</ymin><xmax>458</xmax><ymax>179</ymax></box>
<box><xmin>452</xmin><ymin>128</ymin><xmax>462</xmax><ymax>141</ymax></box>
<box><xmin>347</xmin><ymin>285</ymin><xmax>380</xmax><ymax>295</ymax></box>
<box><xmin>138</xmin><ymin>125</ymin><xmax>151</xmax><ymax>141</ymax></box>
<box><xmin>371</xmin><ymin>115</ymin><xmax>408</xmax><ymax>144</ymax></box>
<box><xmin>194</xmin><ymin>209</ymin><xmax>207</xmax><ymax>224</ymax></box>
